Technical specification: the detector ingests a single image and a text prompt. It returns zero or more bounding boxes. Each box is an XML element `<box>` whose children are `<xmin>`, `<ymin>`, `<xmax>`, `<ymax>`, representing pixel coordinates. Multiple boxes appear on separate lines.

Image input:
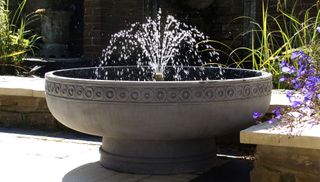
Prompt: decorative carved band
<box><xmin>45</xmin><ymin>79</ymin><xmax>272</xmax><ymax>103</ymax></box>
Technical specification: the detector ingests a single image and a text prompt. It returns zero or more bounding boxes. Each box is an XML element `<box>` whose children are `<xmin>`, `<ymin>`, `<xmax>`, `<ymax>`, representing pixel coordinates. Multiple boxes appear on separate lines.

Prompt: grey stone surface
<box><xmin>45</xmin><ymin>68</ymin><xmax>272</xmax><ymax>174</ymax></box>
<box><xmin>0</xmin><ymin>132</ymin><xmax>100</xmax><ymax>182</ymax></box>
<box><xmin>240</xmin><ymin>121</ymin><xmax>320</xmax><ymax>149</ymax></box>
<box><xmin>0</xmin><ymin>76</ymin><xmax>45</xmax><ymax>97</ymax></box>
<box><xmin>0</xmin><ymin>128</ymin><xmax>256</xmax><ymax>182</ymax></box>
<box><xmin>0</xmin><ymin>131</ymin><xmax>198</xmax><ymax>182</ymax></box>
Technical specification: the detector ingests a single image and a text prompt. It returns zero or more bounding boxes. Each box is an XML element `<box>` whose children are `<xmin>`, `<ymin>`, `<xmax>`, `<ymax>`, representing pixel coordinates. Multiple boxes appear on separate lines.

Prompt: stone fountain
<box><xmin>45</xmin><ymin>12</ymin><xmax>272</xmax><ymax>174</ymax></box>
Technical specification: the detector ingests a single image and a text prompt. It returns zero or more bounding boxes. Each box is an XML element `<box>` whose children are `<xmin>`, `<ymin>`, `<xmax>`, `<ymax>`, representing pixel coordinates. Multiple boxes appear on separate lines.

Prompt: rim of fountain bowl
<box><xmin>45</xmin><ymin>66</ymin><xmax>272</xmax><ymax>85</ymax></box>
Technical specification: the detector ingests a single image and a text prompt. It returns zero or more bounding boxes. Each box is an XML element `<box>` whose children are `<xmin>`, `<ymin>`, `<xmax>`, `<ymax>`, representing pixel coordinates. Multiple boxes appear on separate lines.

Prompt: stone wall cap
<box><xmin>0</xmin><ymin>76</ymin><xmax>45</xmax><ymax>98</ymax></box>
<box><xmin>240</xmin><ymin>121</ymin><xmax>320</xmax><ymax>150</ymax></box>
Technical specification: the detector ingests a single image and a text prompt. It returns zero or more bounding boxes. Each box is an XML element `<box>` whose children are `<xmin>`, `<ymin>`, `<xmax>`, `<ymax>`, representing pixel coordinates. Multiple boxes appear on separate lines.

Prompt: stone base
<box><xmin>251</xmin><ymin>145</ymin><xmax>320</xmax><ymax>182</ymax></box>
<box><xmin>100</xmin><ymin>137</ymin><xmax>216</xmax><ymax>174</ymax></box>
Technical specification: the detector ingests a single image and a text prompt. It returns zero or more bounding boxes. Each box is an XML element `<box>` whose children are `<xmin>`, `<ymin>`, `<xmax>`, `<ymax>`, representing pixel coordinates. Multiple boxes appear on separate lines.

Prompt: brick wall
<box><xmin>251</xmin><ymin>145</ymin><xmax>320</xmax><ymax>182</ymax></box>
<box><xmin>83</xmin><ymin>0</ymin><xmax>246</xmax><ymax>62</ymax></box>
<box><xmin>83</xmin><ymin>0</ymin><xmax>144</xmax><ymax>61</ymax></box>
<box><xmin>160</xmin><ymin>0</ymin><xmax>246</xmax><ymax>63</ymax></box>
<box><xmin>82</xmin><ymin>0</ymin><xmax>319</xmax><ymax>62</ymax></box>
<box><xmin>0</xmin><ymin>96</ymin><xmax>64</xmax><ymax>130</ymax></box>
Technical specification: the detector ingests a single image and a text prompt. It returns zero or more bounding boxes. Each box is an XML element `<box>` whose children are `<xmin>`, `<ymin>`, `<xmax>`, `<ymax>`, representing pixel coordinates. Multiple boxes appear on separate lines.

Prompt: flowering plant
<box><xmin>253</xmin><ymin>27</ymin><xmax>320</xmax><ymax>133</ymax></box>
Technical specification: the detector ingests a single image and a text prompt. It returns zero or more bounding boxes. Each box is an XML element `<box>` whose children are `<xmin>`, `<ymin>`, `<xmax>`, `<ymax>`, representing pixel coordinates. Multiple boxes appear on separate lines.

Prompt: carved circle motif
<box><xmin>67</xmin><ymin>86</ymin><xmax>75</xmax><ymax>97</ymax></box>
<box><xmin>204</xmin><ymin>88</ymin><xmax>214</xmax><ymax>100</ymax></box>
<box><xmin>46</xmin><ymin>78</ymin><xmax>272</xmax><ymax>103</ymax></box>
<box><xmin>180</xmin><ymin>90</ymin><xmax>191</xmax><ymax>100</ymax></box>
<box><xmin>76</xmin><ymin>86</ymin><xmax>84</xmax><ymax>98</ymax></box>
<box><xmin>216</xmin><ymin>87</ymin><xmax>226</xmax><ymax>99</ymax></box>
<box><xmin>193</xmin><ymin>90</ymin><xmax>202</xmax><ymax>100</ymax></box>
<box><xmin>168</xmin><ymin>89</ymin><xmax>179</xmax><ymax>102</ymax></box>
<box><xmin>226</xmin><ymin>87</ymin><xmax>235</xmax><ymax>98</ymax></box>
<box><xmin>252</xmin><ymin>86</ymin><xmax>259</xmax><ymax>97</ymax></box>
<box><xmin>130</xmin><ymin>89</ymin><xmax>140</xmax><ymax>101</ymax></box>
<box><xmin>244</xmin><ymin>86</ymin><xmax>251</xmax><ymax>97</ymax></box>
<box><xmin>263</xmin><ymin>83</ymin><xmax>272</xmax><ymax>95</ymax></box>
<box><xmin>142</xmin><ymin>89</ymin><xmax>153</xmax><ymax>101</ymax></box>
<box><xmin>49</xmin><ymin>82</ymin><xmax>55</xmax><ymax>93</ymax></box>
<box><xmin>94</xmin><ymin>87</ymin><xmax>103</xmax><ymax>99</ymax></box>
<box><xmin>105</xmin><ymin>88</ymin><xmax>115</xmax><ymax>100</ymax></box>
<box><xmin>236</xmin><ymin>87</ymin><xmax>243</xmax><ymax>98</ymax></box>
<box><xmin>117</xmin><ymin>89</ymin><xmax>129</xmax><ymax>101</ymax></box>
<box><xmin>61</xmin><ymin>84</ymin><xmax>68</xmax><ymax>96</ymax></box>
<box><xmin>85</xmin><ymin>87</ymin><xmax>94</xmax><ymax>99</ymax></box>
<box><xmin>54</xmin><ymin>83</ymin><xmax>61</xmax><ymax>95</ymax></box>
<box><xmin>155</xmin><ymin>89</ymin><xmax>166</xmax><ymax>102</ymax></box>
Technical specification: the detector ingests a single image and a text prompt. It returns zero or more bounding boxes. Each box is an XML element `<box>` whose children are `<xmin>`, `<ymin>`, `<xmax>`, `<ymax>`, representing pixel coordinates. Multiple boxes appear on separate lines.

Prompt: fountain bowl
<box><xmin>45</xmin><ymin>66</ymin><xmax>272</xmax><ymax>174</ymax></box>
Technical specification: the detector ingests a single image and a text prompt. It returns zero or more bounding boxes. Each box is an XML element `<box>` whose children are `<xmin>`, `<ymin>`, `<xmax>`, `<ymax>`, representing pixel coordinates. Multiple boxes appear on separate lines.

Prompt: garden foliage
<box><xmin>252</xmin><ymin>1</ymin><xmax>320</xmax><ymax>130</ymax></box>
<box><xmin>230</xmin><ymin>0</ymin><xmax>320</xmax><ymax>88</ymax></box>
<box><xmin>0</xmin><ymin>0</ymin><xmax>38</xmax><ymax>75</ymax></box>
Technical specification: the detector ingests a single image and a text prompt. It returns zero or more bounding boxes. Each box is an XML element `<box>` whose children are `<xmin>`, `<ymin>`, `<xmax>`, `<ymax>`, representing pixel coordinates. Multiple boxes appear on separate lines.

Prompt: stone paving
<box><xmin>0</xmin><ymin>128</ymin><xmax>253</xmax><ymax>182</ymax></box>
<box><xmin>0</xmin><ymin>129</ymin><xmax>199</xmax><ymax>182</ymax></box>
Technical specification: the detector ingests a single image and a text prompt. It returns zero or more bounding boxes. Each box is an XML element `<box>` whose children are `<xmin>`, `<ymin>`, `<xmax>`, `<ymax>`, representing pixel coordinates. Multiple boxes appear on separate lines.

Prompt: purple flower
<box><xmin>303</xmin><ymin>91</ymin><xmax>313</xmax><ymax>102</ymax></box>
<box><xmin>306</xmin><ymin>76</ymin><xmax>320</xmax><ymax>87</ymax></box>
<box><xmin>286</xmin><ymin>91</ymin><xmax>293</xmax><ymax>99</ymax></box>
<box><xmin>279</xmin><ymin>76</ymin><xmax>287</xmax><ymax>82</ymax></box>
<box><xmin>292</xmin><ymin>101</ymin><xmax>302</xmax><ymax>108</ymax></box>
<box><xmin>317</xmin><ymin>27</ymin><xmax>320</xmax><ymax>33</ymax></box>
<box><xmin>291</xmin><ymin>78</ymin><xmax>303</xmax><ymax>90</ymax></box>
<box><xmin>272</xmin><ymin>106</ymin><xmax>282</xmax><ymax>120</ymax></box>
<box><xmin>277</xmin><ymin>44</ymin><xmax>320</xmax><ymax>127</ymax></box>
<box><xmin>280</xmin><ymin>60</ymin><xmax>286</xmax><ymax>66</ymax></box>
<box><xmin>291</xmin><ymin>51</ymin><xmax>301</xmax><ymax>60</ymax></box>
<box><xmin>306</xmin><ymin>57</ymin><xmax>313</xmax><ymax>64</ymax></box>
<box><xmin>252</xmin><ymin>112</ymin><xmax>263</xmax><ymax>120</ymax></box>
<box><xmin>280</xmin><ymin>60</ymin><xmax>296</xmax><ymax>74</ymax></box>
<box><xmin>267</xmin><ymin>118</ymin><xmax>276</xmax><ymax>124</ymax></box>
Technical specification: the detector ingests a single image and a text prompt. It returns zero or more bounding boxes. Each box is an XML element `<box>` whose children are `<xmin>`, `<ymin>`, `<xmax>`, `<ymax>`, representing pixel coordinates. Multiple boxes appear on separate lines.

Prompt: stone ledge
<box><xmin>267</xmin><ymin>89</ymin><xmax>291</xmax><ymax>112</ymax></box>
<box><xmin>240</xmin><ymin>122</ymin><xmax>320</xmax><ymax>150</ymax></box>
<box><xmin>0</xmin><ymin>76</ymin><xmax>45</xmax><ymax>98</ymax></box>
<box><xmin>240</xmin><ymin>89</ymin><xmax>320</xmax><ymax>150</ymax></box>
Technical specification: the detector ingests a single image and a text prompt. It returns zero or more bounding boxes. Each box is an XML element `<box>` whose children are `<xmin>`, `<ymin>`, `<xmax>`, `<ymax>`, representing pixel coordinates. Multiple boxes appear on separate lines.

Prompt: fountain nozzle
<box><xmin>155</xmin><ymin>72</ymin><xmax>164</xmax><ymax>81</ymax></box>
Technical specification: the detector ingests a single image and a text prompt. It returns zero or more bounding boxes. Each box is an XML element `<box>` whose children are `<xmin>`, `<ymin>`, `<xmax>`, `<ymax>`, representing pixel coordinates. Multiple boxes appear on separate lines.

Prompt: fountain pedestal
<box><xmin>100</xmin><ymin>138</ymin><xmax>216</xmax><ymax>174</ymax></box>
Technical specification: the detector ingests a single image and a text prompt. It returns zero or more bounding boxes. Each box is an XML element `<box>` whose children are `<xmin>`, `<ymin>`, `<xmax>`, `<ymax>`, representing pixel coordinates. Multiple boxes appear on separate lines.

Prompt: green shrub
<box><xmin>0</xmin><ymin>0</ymin><xmax>38</xmax><ymax>75</ymax></box>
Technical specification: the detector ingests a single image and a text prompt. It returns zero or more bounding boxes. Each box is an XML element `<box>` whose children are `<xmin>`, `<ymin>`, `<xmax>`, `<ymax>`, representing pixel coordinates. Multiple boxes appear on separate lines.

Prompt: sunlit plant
<box><xmin>228</xmin><ymin>0</ymin><xmax>320</xmax><ymax>89</ymax></box>
<box><xmin>0</xmin><ymin>0</ymin><xmax>39</xmax><ymax>75</ymax></box>
<box><xmin>253</xmin><ymin>27</ymin><xmax>320</xmax><ymax>132</ymax></box>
